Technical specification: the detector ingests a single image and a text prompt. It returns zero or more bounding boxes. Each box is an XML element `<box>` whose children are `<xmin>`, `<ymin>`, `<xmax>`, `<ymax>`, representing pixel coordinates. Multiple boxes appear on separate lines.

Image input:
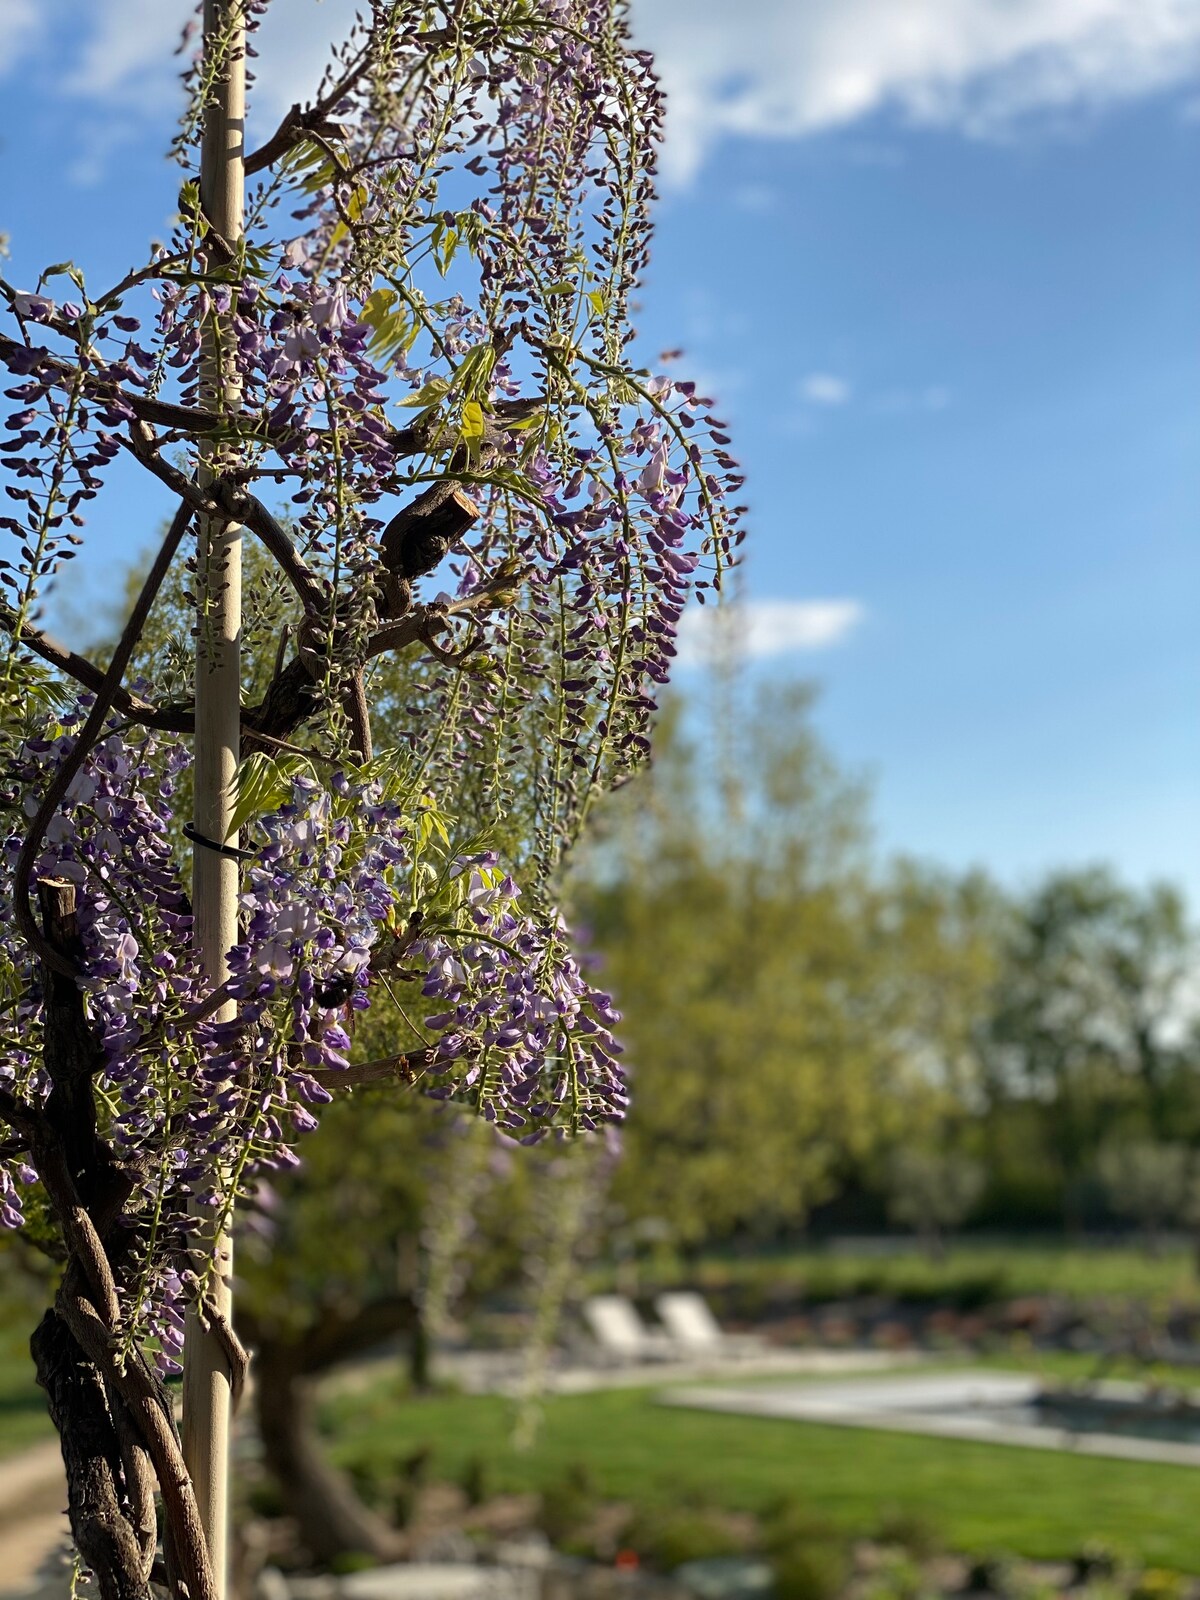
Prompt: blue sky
<box><xmin>1</xmin><ymin>0</ymin><xmax>1198</xmax><ymax>900</ymax></box>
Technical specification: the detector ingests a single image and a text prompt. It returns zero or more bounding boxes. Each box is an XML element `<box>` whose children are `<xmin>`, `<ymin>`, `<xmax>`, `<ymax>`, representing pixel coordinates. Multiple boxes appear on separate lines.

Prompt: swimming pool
<box><xmin>660</xmin><ymin>1371</ymin><xmax>1200</xmax><ymax>1467</ymax></box>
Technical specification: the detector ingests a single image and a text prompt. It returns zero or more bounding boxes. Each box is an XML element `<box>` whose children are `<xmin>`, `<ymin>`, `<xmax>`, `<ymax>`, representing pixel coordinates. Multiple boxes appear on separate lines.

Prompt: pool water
<box><xmin>1004</xmin><ymin>1390</ymin><xmax>1200</xmax><ymax>1446</ymax></box>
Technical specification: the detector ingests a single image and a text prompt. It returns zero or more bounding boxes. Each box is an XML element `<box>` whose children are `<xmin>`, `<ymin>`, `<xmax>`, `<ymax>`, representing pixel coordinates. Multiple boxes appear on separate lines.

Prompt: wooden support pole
<box><xmin>182</xmin><ymin>4</ymin><xmax>245</xmax><ymax>1594</ymax></box>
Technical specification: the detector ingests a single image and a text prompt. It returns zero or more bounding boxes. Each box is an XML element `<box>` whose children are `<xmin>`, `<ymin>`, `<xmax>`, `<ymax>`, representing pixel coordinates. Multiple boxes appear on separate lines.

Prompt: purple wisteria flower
<box><xmin>0</xmin><ymin>719</ymin><xmax>626</xmax><ymax>1343</ymax></box>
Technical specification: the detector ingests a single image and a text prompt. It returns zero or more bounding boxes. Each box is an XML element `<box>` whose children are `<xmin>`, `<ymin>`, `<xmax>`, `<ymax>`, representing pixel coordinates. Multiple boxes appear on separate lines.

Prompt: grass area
<box><xmin>0</xmin><ymin>1319</ymin><xmax>49</xmax><ymax>1457</ymax></box>
<box><xmin>656</xmin><ymin>1240</ymin><xmax>1200</xmax><ymax>1312</ymax></box>
<box><xmin>321</xmin><ymin>1373</ymin><xmax>1200</xmax><ymax>1571</ymax></box>
<box><xmin>1003</xmin><ymin>1347</ymin><xmax>1200</xmax><ymax>1389</ymax></box>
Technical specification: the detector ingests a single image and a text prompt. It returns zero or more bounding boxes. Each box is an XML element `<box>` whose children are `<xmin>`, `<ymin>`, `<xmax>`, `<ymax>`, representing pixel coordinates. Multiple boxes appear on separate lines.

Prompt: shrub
<box><xmin>329</xmin><ymin>1552</ymin><xmax>379</xmax><ymax>1576</ymax></box>
<box><xmin>966</xmin><ymin>1554</ymin><xmax>1018</xmax><ymax>1597</ymax></box>
<box><xmin>460</xmin><ymin>1453</ymin><xmax>491</xmax><ymax>1508</ymax></box>
<box><xmin>771</xmin><ymin>1543</ymin><xmax>850</xmax><ymax>1600</ymax></box>
<box><xmin>861</xmin><ymin>1552</ymin><xmax>925</xmax><ymax>1600</ymax></box>
<box><xmin>539</xmin><ymin>1464</ymin><xmax>598</xmax><ymax>1548</ymax></box>
<box><xmin>624</xmin><ymin>1507</ymin><xmax>745</xmax><ymax>1571</ymax></box>
<box><xmin>875</xmin><ymin>1508</ymin><xmax>943</xmax><ymax>1560</ymax></box>
<box><xmin>1071</xmin><ymin>1541</ymin><xmax>1122</xmax><ymax>1583</ymax></box>
<box><xmin>1130</xmin><ymin>1572</ymin><xmax>1187</xmax><ymax>1600</ymax></box>
<box><xmin>760</xmin><ymin>1500</ymin><xmax>850</xmax><ymax>1600</ymax></box>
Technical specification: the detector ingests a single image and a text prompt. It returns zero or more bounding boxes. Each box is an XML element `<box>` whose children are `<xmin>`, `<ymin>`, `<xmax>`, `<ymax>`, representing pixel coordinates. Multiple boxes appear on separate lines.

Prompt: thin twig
<box><xmin>311</xmin><ymin>1048</ymin><xmax>436</xmax><ymax>1090</ymax></box>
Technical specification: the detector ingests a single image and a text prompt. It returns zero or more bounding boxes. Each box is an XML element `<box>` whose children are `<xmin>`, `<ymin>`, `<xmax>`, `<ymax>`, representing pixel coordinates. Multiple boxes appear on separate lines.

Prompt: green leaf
<box><xmin>362</xmin><ymin>286</ymin><xmax>398</xmax><ymax>326</ymax></box>
<box><xmin>503</xmin><ymin>408</ymin><xmax>544</xmax><ymax>433</ymax></box>
<box><xmin>176</xmin><ymin>181</ymin><xmax>202</xmax><ymax>221</ymax></box>
<box><xmin>460</xmin><ymin>400</ymin><xmax>485</xmax><ymax>441</ymax></box>
<box><xmin>359</xmin><ymin>285</ymin><xmax>423</xmax><ymax>372</ymax></box>
<box><xmin>283</xmin><ymin>137</ymin><xmax>349</xmax><ymax>196</ymax></box>
<box><xmin>455</xmin><ymin>341</ymin><xmax>496</xmax><ymax>397</ymax></box>
<box><xmin>227</xmin><ymin>752</ymin><xmax>312</xmax><ymax>839</ymax></box>
<box><xmin>397</xmin><ymin>376</ymin><xmax>452</xmax><ymax>410</ymax></box>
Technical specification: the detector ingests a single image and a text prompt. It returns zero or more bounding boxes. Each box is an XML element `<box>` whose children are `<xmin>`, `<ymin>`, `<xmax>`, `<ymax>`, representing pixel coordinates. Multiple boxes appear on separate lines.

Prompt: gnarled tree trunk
<box><xmin>244</xmin><ymin>1295</ymin><xmax>416</xmax><ymax>1564</ymax></box>
<box><xmin>255</xmin><ymin>1351</ymin><xmax>402</xmax><ymax>1565</ymax></box>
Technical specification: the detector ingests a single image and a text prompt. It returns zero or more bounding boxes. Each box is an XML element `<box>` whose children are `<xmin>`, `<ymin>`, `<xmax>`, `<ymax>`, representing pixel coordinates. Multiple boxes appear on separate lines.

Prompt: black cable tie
<box><xmin>183</xmin><ymin>823</ymin><xmax>257</xmax><ymax>862</ymax></box>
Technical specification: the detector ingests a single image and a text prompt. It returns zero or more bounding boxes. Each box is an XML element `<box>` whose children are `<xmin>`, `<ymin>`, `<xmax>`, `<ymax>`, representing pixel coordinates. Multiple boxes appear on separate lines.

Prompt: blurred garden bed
<box><xmin>311</xmin><ymin>1378</ymin><xmax>1200</xmax><ymax>1573</ymax></box>
<box><xmin>576</xmin><ymin>1239</ymin><xmax>1200</xmax><ymax>1361</ymax></box>
<box><xmin>608</xmin><ymin>1239</ymin><xmax>1200</xmax><ymax>1311</ymax></box>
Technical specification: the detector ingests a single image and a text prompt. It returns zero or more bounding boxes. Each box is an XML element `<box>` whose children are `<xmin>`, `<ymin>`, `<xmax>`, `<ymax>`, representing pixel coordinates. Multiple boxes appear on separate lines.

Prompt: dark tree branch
<box><xmin>377</xmin><ymin>483</ymin><xmax>481</xmax><ymax>619</ymax></box>
<box><xmin>0</xmin><ymin>330</ymin><xmax>443</xmax><ymax>458</ymax></box>
<box><xmin>344</xmin><ymin>670</ymin><xmax>373</xmax><ymax>762</ymax></box>
<box><xmin>240</xmin><ymin>19</ymin><xmax>530</xmax><ymax>178</ymax></box>
<box><xmin>196</xmin><ymin>1295</ymin><xmax>251</xmax><ymax>1409</ymax></box>
<box><xmin>32</xmin><ymin>1311</ymin><xmax>153</xmax><ymax>1600</ymax></box>
<box><xmin>121</xmin><ymin>423</ymin><xmax>223</xmax><ymax>514</ymax></box>
<box><xmin>22</xmin><ymin>876</ymin><xmax>209</xmax><ymax>1600</ymax></box>
<box><xmin>111</xmin><ymin>1392</ymin><xmax>158</xmax><ymax>1580</ymax></box>
<box><xmin>311</xmin><ymin>1049</ymin><xmax>435</xmax><ymax>1091</ymax></box>
<box><xmin>60</xmin><ymin>1288</ymin><xmax>218</xmax><ymax>1600</ymax></box>
<box><xmin>242</xmin><ymin>29</ymin><xmax>374</xmax><ymax>176</ymax></box>
<box><xmin>0</xmin><ymin>603</ymin><xmax>157</xmax><ymax>714</ymax></box>
<box><xmin>365</xmin><ymin>569</ymin><xmax>526</xmax><ymax>658</ymax></box>
<box><xmin>229</xmin><ymin>491</ymin><xmax>328</xmax><ymax>615</ymax></box>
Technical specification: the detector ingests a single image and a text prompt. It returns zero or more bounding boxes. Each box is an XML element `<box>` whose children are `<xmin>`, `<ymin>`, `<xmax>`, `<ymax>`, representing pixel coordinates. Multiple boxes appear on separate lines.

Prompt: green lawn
<box><xmin>650</xmin><ymin>1240</ymin><xmax>1200</xmax><ymax>1312</ymax></box>
<box><xmin>0</xmin><ymin>1320</ymin><xmax>50</xmax><ymax>1458</ymax></box>
<box><xmin>321</xmin><ymin>1375</ymin><xmax>1200</xmax><ymax>1571</ymax></box>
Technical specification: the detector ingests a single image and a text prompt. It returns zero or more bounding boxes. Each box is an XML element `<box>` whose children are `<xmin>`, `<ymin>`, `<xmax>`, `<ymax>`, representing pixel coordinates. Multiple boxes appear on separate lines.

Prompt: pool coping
<box><xmin>659</xmin><ymin>1370</ymin><xmax>1200</xmax><ymax>1469</ymax></box>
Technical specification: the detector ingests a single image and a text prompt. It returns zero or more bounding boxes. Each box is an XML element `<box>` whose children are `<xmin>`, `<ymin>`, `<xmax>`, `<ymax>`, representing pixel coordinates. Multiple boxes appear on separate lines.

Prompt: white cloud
<box><xmin>5</xmin><ymin>0</ymin><xmax>359</xmax><ymax>135</ymax></box>
<box><xmin>875</xmin><ymin>384</ymin><xmax>953</xmax><ymax>414</ymax></box>
<box><xmin>61</xmin><ymin>0</ymin><xmax>195</xmax><ymax>104</ymax></box>
<box><xmin>801</xmin><ymin>372</ymin><xmax>853</xmax><ymax>406</ymax></box>
<box><xmin>629</xmin><ymin>0</ymin><xmax>1200</xmax><ymax>182</ymax></box>
<box><xmin>675</xmin><ymin>599</ymin><xmax>864</xmax><ymax>669</ymax></box>
<box><xmin>9</xmin><ymin>0</ymin><xmax>1198</xmax><ymax>188</ymax></box>
<box><xmin>0</xmin><ymin>0</ymin><xmax>39</xmax><ymax>70</ymax></box>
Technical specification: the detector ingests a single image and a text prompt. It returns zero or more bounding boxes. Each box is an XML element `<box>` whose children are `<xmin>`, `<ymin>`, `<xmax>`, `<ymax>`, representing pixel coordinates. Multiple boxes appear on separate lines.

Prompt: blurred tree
<box><xmin>980</xmin><ymin>869</ymin><xmax>1200</xmax><ymax>1228</ymax></box>
<box><xmin>882</xmin><ymin>1148</ymin><xmax>985</xmax><ymax>1259</ymax></box>
<box><xmin>1096</xmin><ymin>1140</ymin><xmax>1194</xmax><ymax>1254</ymax></box>
<box><xmin>236</xmin><ymin>1094</ymin><xmax>427</xmax><ymax>1564</ymax></box>
<box><xmin>575</xmin><ymin>685</ymin><xmax>1000</xmax><ymax>1248</ymax></box>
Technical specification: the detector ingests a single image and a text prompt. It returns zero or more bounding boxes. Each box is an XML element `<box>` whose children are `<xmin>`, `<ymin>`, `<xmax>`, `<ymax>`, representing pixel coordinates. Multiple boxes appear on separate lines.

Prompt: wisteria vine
<box><xmin>0</xmin><ymin>4</ymin><xmax>743</xmax><ymax>1594</ymax></box>
<box><xmin>0</xmin><ymin>713</ymin><xmax>622</xmax><ymax>1368</ymax></box>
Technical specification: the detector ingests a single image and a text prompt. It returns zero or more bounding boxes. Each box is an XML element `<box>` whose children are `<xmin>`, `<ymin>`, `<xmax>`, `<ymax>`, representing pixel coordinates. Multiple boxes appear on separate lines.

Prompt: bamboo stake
<box><xmin>183</xmin><ymin>4</ymin><xmax>245</xmax><ymax>1592</ymax></box>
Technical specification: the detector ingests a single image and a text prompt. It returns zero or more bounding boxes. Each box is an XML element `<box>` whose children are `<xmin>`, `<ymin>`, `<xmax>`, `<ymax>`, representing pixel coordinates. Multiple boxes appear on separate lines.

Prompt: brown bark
<box><xmin>378</xmin><ymin>484</ymin><xmax>481</xmax><ymax>620</ymax></box>
<box><xmin>245</xmin><ymin>1295</ymin><xmax>417</xmax><ymax>1564</ymax></box>
<box><xmin>255</xmin><ymin>1349</ymin><xmax>403</xmax><ymax>1565</ymax></box>
<box><xmin>32</xmin><ymin>1311</ymin><xmax>154</xmax><ymax>1600</ymax></box>
<box><xmin>18</xmin><ymin>881</ymin><xmax>219</xmax><ymax>1600</ymax></box>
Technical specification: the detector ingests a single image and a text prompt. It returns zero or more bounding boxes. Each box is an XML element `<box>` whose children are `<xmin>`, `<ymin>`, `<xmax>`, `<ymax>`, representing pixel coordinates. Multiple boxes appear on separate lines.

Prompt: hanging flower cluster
<box><xmin>417</xmin><ymin>853</ymin><xmax>625</xmax><ymax>1130</ymax></box>
<box><xmin>0</xmin><ymin>711</ymin><xmax>625</xmax><ymax>1358</ymax></box>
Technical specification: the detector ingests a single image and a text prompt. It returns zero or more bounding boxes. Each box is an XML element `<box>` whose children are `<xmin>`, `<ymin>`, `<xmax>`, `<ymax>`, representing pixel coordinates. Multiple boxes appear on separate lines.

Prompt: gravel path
<box><xmin>0</xmin><ymin>1439</ymin><xmax>70</xmax><ymax>1598</ymax></box>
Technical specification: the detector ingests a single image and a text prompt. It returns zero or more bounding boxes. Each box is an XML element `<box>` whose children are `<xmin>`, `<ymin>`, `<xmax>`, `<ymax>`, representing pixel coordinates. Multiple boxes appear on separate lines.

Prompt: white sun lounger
<box><xmin>654</xmin><ymin>1291</ymin><xmax>764</xmax><ymax>1359</ymax></box>
<box><xmin>582</xmin><ymin>1294</ymin><xmax>677</xmax><ymax>1363</ymax></box>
